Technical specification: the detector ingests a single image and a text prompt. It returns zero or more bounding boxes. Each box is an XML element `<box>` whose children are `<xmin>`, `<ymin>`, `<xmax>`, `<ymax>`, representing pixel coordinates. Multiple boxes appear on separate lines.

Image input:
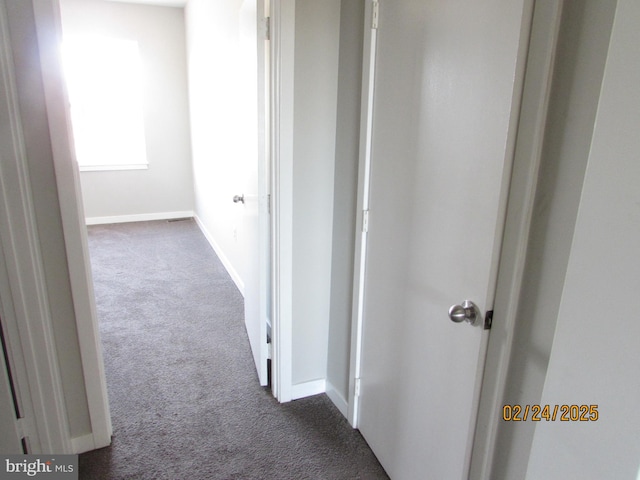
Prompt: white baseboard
<box><xmin>193</xmin><ymin>215</ymin><xmax>245</xmax><ymax>296</ymax></box>
<box><xmin>291</xmin><ymin>379</ymin><xmax>326</xmax><ymax>400</ymax></box>
<box><xmin>325</xmin><ymin>380</ymin><xmax>349</xmax><ymax>419</ymax></box>
<box><xmin>85</xmin><ymin>210</ymin><xmax>194</xmax><ymax>225</ymax></box>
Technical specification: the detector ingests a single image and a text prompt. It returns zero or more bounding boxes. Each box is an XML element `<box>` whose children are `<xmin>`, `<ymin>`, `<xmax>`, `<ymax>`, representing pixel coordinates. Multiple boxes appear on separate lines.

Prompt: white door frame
<box><xmin>1</xmin><ymin>0</ymin><xmax>112</xmax><ymax>453</ymax></box>
<box><xmin>269</xmin><ymin>0</ymin><xmax>295</xmax><ymax>403</ymax></box>
<box><xmin>32</xmin><ymin>0</ymin><xmax>112</xmax><ymax>452</ymax></box>
<box><xmin>347</xmin><ymin>0</ymin><xmax>566</xmax><ymax>475</ymax></box>
<box><xmin>0</xmin><ymin>0</ymin><xmax>72</xmax><ymax>453</ymax></box>
<box><xmin>347</xmin><ymin>0</ymin><xmax>377</xmax><ymax>427</ymax></box>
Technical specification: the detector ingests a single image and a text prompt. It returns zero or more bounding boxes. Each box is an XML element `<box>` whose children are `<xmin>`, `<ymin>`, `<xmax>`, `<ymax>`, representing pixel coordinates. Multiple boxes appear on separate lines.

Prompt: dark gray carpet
<box><xmin>80</xmin><ymin>219</ymin><xmax>388</xmax><ymax>480</ymax></box>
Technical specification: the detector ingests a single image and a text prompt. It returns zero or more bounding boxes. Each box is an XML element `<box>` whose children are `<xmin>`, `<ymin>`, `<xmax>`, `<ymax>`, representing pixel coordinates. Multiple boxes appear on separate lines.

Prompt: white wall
<box><xmin>526</xmin><ymin>0</ymin><xmax>640</xmax><ymax>477</ymax></box>
<box><xmin>291</xmin><ymin>0</ymin><xmax>341</xmax><ymax>387</ymax></box>
<box><xmin>59</xmin><ymin>0</ymin><xmax>194</xmax><ymax>223</ymax></box>
<box><xmin>326</xmin><ymin>0</ymin><xmax>365</xmax><ymax>412</ymax></box>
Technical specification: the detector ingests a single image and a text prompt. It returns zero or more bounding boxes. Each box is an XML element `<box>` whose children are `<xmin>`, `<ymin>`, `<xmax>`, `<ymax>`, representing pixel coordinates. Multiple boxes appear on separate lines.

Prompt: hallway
<box><xmin>79</xmin><ymin>220</ymin><xmax>387</xmax><ymax>479</ymax></box>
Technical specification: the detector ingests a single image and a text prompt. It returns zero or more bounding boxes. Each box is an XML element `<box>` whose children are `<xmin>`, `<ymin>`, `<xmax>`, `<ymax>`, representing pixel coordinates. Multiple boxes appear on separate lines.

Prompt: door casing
<box><xmin>0</xmin><ymin>0</ymin><xmax>81</xmax><ymax>453</ymax></box>
<box><xmin>269</xmin><ymin>0</ymin><xmax>295</xmax><ymax>402</ymax></box>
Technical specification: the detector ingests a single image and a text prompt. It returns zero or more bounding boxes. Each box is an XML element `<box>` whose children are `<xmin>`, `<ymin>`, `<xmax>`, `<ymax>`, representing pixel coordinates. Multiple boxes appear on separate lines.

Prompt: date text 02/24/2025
<box><xmin>502</xmin><ymin>404</ymin><xmax>598</xmax><ymax>422</ymax></box>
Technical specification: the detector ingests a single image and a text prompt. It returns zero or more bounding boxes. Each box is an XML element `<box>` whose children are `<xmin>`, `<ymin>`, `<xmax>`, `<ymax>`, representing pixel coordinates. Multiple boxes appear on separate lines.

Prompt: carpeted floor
<box><xmin>80</xmin><ymin>219</ymin><xmax>388</xmax><ymax>480</ymax></box>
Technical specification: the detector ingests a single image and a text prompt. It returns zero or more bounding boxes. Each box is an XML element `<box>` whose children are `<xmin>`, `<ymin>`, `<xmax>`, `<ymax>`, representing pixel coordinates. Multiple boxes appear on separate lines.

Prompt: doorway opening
<box><xmin>57</xmin><ymin>0</ymin><xmax>273</xmax><ymax>398</ymax></box>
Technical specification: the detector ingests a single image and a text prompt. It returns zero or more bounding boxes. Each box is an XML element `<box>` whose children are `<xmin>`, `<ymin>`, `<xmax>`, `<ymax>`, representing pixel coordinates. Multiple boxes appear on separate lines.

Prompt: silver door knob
<box><xmin>448</xmin><ymin>300</ymin><xmax>481</xmax><ymax>325</ymax></box>
<box><xmin>233</xmin><ymin>194</ymin><xmax>245</xmax><ymax>204</ymax></box>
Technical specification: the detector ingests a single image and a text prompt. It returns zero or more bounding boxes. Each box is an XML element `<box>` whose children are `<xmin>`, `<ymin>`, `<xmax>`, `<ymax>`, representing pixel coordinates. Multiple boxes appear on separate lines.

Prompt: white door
<box><xmin>356</xmin><ymin>0</ymin><xmax>530</xmax><ymax>478</ymax></box>
<box><xmin>238</xmin><ymin>0</ymin><xmax>270</xmax><ymax>386</ymax></box>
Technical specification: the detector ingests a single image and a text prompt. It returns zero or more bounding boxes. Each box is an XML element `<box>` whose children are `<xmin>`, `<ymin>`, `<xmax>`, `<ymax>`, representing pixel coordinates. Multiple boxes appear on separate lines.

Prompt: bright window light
<box><xmin>62</xmin><ymin>35</ymin><xmax>148</xmax><ymax>171</ymax></box>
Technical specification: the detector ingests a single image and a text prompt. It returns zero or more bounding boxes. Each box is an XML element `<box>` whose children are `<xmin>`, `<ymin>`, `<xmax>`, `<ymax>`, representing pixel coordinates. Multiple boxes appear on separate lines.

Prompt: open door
<box><xmin>353</xmin><ymin>0</ymin><xmax>533</xmax><ymax>478</ymax></box>
<box><xmin>237</xmin><ymin>0</ymin><xmax>270</xmax><ymax>386</ymax></box>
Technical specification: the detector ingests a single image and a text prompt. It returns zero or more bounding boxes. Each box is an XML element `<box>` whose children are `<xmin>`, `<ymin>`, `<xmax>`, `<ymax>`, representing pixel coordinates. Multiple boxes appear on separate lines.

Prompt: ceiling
<box><xmin>104</xmin><ymin>0</ymin><xmax>188</xmax><ymax>7</ymax></box>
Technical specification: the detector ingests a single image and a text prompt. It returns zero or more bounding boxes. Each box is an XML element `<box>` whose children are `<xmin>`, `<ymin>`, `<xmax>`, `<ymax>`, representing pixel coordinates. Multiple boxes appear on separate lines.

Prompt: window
<box><xmin>62</xmin><ymin>36</ymin><xmax>148</xmax><ymax>171</ymax></box>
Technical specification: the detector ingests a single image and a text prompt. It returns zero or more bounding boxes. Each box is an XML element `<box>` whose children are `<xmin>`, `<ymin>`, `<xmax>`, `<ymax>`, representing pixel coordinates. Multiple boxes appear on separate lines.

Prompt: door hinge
<box><xmin>484</xmin><ymin>310</ymin><xmax>493</xmax><ymax>330</ymax></box>
<box><xmin>362</xmin><ymin>210</ymin><xmax>369</xmax><ymax>233</ymax></box>
<box><xmin>372</xmin><ymin>1</ymin><xmax>379</xmax><ymax>29</ymax></box>
<box><xmin>267</xmin><ymin>193</ymin><xmax>271</xmax><ymax>214</ymax></box>
<box><xmin>264</xmin><ymin>16</ymin><xmax>271</xmax><ymax>41</ymax></box>
<box><xmin>355</xmin><ymin>378</ymin><xmax>362</xmax><ymax>396</ymax></box>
